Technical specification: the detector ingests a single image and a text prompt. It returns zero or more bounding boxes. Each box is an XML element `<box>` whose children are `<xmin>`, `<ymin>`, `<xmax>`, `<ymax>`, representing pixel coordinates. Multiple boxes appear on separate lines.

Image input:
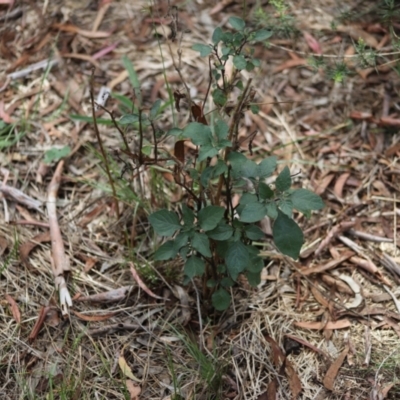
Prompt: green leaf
<box><xmin>258</xmin><ymin>182</ymin><xmax>274</xmax><ymax>200</ymax></box>
<box><xmin>154</xmin><ymin>241</ymin><xmax>177</xmax><ymax>261</ymax></box>
<box><xmin>245</xmin><ymin>62</ymin><xmax>255</xmax><ymax>71</ymax></box>
<box><xmin>258</xmin><ymin>156</ymin><xmax>277</xmax><ymax>177</ymax></box>
<box><xmin>212</xmin><ymin>27</ymin><xmax>223</xmax><ymax>44</ymax></box>
<box><xmin>198</xmin><ymin>206</ymin><xmax>225</xmax><ymax>231</ymax></box>
<box><xmin>225</xmin><ymin>241</ymin><xmax>249</xmax><ymax>280</ymax></box>
<box><xmin>192</xmin><ymin>43</ymin><xmax>212</xmax><ymax>57</ymax></box>
<box><xmin>184</xmin><ymin>256</ymin><xmax>205</xmax><ymax>279</ymax></box>
<box><xmin>43</xmin><ymin>146</ymin><xmax>71</xmax><ymax>164</ymax></box>
<box><xmin>221</xmin><ymin>277</ymin><xmax>234</xmax><ymax>288</ymax></box>
<box><xmin>212</xmin><ymin>88</ymin><xmax>227</xmax><ymax>106</ymax></box>
<box><xmin>149</xmin><ymin>210</ymin><xmax>181</xmax><ymax>236</ymax></box>
<box><xmin>265</xmin><ymin>202</ymin><xmax>278</xmax><ymax>219</ymax></box>
<box><xmin>182</xmin><ymin>204</ymin><xmax>195</xmax><ymax>227</ymax></box>
<box><xmin>207</xmin><ymin>224</ymin><xmax>233</xmax><ymax>241</ymax></box>
<box><xmin>240</xmin><ymin>202</ymin><xmax>266</xmax><ymax>223</ymax></box>
<box><xmin>253</xmin><ymin>29</ymin><xmax>273</xmax><ymax>41</ymax></box>
<box><xmin>244</xmin><ymin>225</ymin><xmax>264</xmax><ymax>240</ymax></box>
<box><xmin>240</xmin><ymin>193</ymin><xmax>258</xmax><ymax>205</ymax></box>
<box><xmin>246</xmin><ymin>271</ymin><xmax>261</xmax><ymax>287</ymax></box>
<box><xmin>246</xmin><ymin>255</ymin><xmax>264</xmax><ymax>273</ymax></box>
<box><xmin>201</xmin><ymin>166</ymin><xmax>215</xmax><ymax>186</ymax></box>
<box><xmin>250</xmin><ymin>104</ymin><xmax>260</xmax><ymax>114</ymax></box>
<box><xmin>192</xmin><ymin>232</ymin><xmax>211</xmax><ymax>257</ymax></box>
<box><xmin>184</xmin><ymin>122</ymin><xmax>212</xmax><ymax>145</ymax></box>
<box><xmin>214</xmin><ymin>119</ymin><xmax>229</xmax><ymax>141</ymax></box>
<box><xmin>149</xmin><ymin>99</ymin><xmax>162</xmax><ymax>120</ymax></box>
<box><xmin>167</xmin><ymin>127</ymin><xmax>184</xmax><ymax>137</ymax></box>
<box><xmin>291</xmin><ymin>189</ymin><xmax>324</xmax><ymax>213</ymax></box>
<box><xmin>212</xmin><ymin>288</ymin><xmax>231</xmax><ymax>311</ymax></box>
<box><xmin>122</xmin><ymin>55</ymin><xmax>142</xmax><ymax>105</ymax></box>
<box><xmin>229</xmin><ymin>16</ymin><xmax>246</xmax><ymax>31</ymax></box>
<box><xmin>233</xmin><ymin>55</ymin><xmax>247</xmax><ymax>70</ymax></box>
<box><xmin>173</xmin><ymin>232</ymin><xmax>189</xmax><ymax>252</ymax></box>
<box><xmin>273</xmin><ymin>211</ymin><xmax>304</xmax><ymax>259</ymax></box>
<box><xmin>119</xmin><ymin>114</ymin><xmax>139</xmax><ymax>125</ymax></box>
<box><xmin>213</xmin><ymin>159</ymin><xmax>228</xmax><ymax>176</ymax></box>
<box><xmin>275</xmin><ymin>166</ymin><xmax>291</xmax><ymax>191</ymax></box>
<box><xmin>278</xmin><ymin>198</ymin><xmax>293</xmax><ymax>217</ymax></box>
<box><xmin>198</xmin><ymin>146</ymin><xmax>219</xmax><ymax>162</ymax></box>
<box><xmin>216</xmin><ymin>241</ymin><xmax>229</xmax><ymax>258</ymax></box>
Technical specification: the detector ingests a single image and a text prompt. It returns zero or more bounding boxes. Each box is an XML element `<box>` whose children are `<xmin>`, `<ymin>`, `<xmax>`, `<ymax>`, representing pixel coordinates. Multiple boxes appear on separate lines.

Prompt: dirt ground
<box><xmin>0</xmin><ymin>0</ymin><xmax>400</xmax><ymax>399</ymax></box>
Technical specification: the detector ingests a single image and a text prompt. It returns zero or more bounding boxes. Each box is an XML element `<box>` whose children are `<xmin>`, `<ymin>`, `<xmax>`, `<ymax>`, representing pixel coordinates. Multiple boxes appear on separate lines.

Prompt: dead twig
<box><xmin>47</xmin><ymin>161</ymin><xmax>72</xmax><ymax>316</ymax></box>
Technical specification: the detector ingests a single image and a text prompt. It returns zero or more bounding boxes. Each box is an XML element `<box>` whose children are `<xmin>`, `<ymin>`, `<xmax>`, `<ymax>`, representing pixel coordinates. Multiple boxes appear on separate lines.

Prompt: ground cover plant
<box><xmin>1</xmin><ymin>0</ymin><xmax>400</xmax><ymax>399</ymax></box>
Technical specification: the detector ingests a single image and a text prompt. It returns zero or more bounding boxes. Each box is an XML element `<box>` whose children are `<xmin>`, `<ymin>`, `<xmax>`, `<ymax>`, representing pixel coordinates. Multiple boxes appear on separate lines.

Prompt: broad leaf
<box><xmin>240</xmin><ymin>202</ymin><xmax>266</xmax><ymax>223</ymax></box>
<box><xmin>265</xmin><ymin>202</ymin><xmax>278</xmax><ymax>219</ymax></box>
<box><xmin>244</xmin><ymin>225</ymin><xmax>264</xmax><ymax>240</ymax></box>
<box><xmin>278</xmin><ymin>198</ymin><xmax>293</xmax><ymax>217</ymax></box>
<box><xmin>149</xmin><ymin>210</ymin><xmax>181</xmax><ymax>236</ymax></box>
<box><xmin>253</xmin><ymin>29</ymin><xmax>273</xmax><ymax>41</ymax></box>
<box><xmin>229</xmin><ymin>16</ymin><xmax>245</xmax><ymax>31</ymax></box>
<box><xmin>258</xmin><ymin>156</ymin><xmax>277</xmax><ymax>177</ymax></box>
<box><xmin>246</xmin><ymin>255</ymin><xmax>264</xmax><ymax>273</ymax></box>
<box><xmin>233</xmin><ymin>55</ymin><xmax>247</xmax><ymax>70</ymax></box>
<box><xmin>273</xmin><ymin>211</ymin><xmax>304</xmax><ymax>259</ymax></box>
<box><xmin>212</xmin><ymin>27</ymin><xmax>223</xmax><ymax>44</ymax></box>
<box><xmin>212</xmin><ymin>88</ymin><xmax>227</xmax><ymax>106</ymax></box>
<box><xmin>182</xmin><ymin>204</ymin><xmax>195</xmax><ymax>227</ymax></box>
<box><xmin>212</xmin><ymin>288</ymin><xmax>231</xmax><ymax>311</ymax></box>
<box><xmin>291</xmin><ymin>189</ymin><xmax>324</xmax><ymax>213</ymax></box>
<box><xmin>184</xmin><ymin>122</ymin><xmax>212</xmax><ymax>145</ymax></box>
<box><xmin>198</xmin><ymin>145</ymin><xmax>219</xmax><ymax>162</ymax></box>
<box><xmin>173</xmin><ymin>232</ymin><xmax>189</xmax><ymax>252</ymax></box>
<box><xmin>214</xmin><ymin>119</ymin><xmax>229</xmax><ymax>141</ymax></box>
<box><xmin>184</xmin><ymin>256</ymin><xmax>205</xmax><ymax>279</ymax></box>
<box><xmin>198</xmin><ymin>206</ymin><xmax>225</xmax><ymax>231</ymax></box>
<box><xmin>154</xmin><ymin>241</ymin><xmax>177</xmax><ymax>260</ymax></box>
<box><xmin>225</xmin><ymin>241</ymin><xmax>249</xmax><ymax>280</ymax></box>
<box><xmin>192</xmin><ymin>43</ymin><xmax>212</xmax><ymax>57</ymax></box>
<box><xmin>275</xmin><ymin>166</ymin><xmax>291</xmax><ymax>192</ymax></box>
<box><xmin>246</xmin><ymin>271</ymin><xmax>261</xmax><ymax>287</ymax></box>
<box><xmin>207</xmin><ymin>224</ymin><xmax>233</xmax><ymax>241</ymax></box>
<box><xmin>258</xmin><ymin>182</ymin><xmax>274</xmax><ymax>200</ymax></box>
<box><xmin>192</xmin><ymin>232</ymin><xmax>211</xmax><ymax>257</ymax></box>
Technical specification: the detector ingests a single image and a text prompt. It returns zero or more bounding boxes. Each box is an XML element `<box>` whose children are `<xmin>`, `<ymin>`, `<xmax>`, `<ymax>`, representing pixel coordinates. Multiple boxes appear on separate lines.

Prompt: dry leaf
<box><xmin>284</xmin><ymin>358</ymin><xmax>302</xmax><ymax>399</ymax></box>
<box><xmin>20</xmin><ymin>231</ymin><xmax>51</xmax><ymax>269</ymax></box>
<box><xmin>119</xmin><ymin>355</ymin><xmax>141</xmax><ymax>382</ymax></box>
<box><xmin>323</xmin><ymin>346</ymin><xmax>349</xmax><ymax>390</ymax></box>
<box><xmin>75</xmin><ymin>286</ymin><xmax>133</xmax><ymax>303</ymax></box>
<box><xmin>130</xmin><ymin>263</ymin><xmax>164</xmax><ymax>300</ymax></box>
<box><xmin>304</xmin><ymin>32</ymin><xmax>322</xmax><ymax>54</ymax></box>
<box><xmin>334</xmin><ymin>172</ymin><xmax>350</xmax><ymax>198</ymax></box>
<box><xmin>5</xmin><ymin>294</ymin><xmax>21</xmax><ymax>323</ymax></box>
<box><xmin>191</xmin><ymin>103</ymin><xmax>208</xmax><ymax>124</ymax></box>
<box><xmin>174</xmin><ymin>140</ymin><xmax>185</xmax><ymax>163</ymax></box>
<box><xmin>28</xmin><ymin>306</ymin><xmax>50</xmax><ymax>343</ymax></box>
<box><xmin>71</xmin><ymin>310</ymin><xmax>118</xmax><ymax>322</ymax></box>
<box><xmin>126</xmin><ymin>380</ymin><xmax>141</xmax><ymax>400</ymax></box>
<box><xmin>294</xmin><ymin>319</ymin><xmax>351</xmax><ymax>330</ymax></box>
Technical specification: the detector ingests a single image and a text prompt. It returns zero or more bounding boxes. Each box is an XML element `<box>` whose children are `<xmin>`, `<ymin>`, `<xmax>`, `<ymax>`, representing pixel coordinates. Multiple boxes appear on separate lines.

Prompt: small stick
<box><xmin>47</xmin><ymin>161</ymin><xmax>72</xmax><ymax>316</ymax></box>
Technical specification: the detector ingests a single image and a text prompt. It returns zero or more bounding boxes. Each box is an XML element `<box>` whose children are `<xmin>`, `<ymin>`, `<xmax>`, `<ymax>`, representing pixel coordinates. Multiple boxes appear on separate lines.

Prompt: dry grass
<box><xmin>1</xmin><ymin>0</ymin><xmax>400</xmax><ymax>399</ymax></box>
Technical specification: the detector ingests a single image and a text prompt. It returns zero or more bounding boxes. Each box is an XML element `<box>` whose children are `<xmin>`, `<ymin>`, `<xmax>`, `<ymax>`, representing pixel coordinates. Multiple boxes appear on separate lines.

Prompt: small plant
<box><xmin>93</xmin><ymin>16</ymin><xmax>324</xmax><ymax>311</ymax></box>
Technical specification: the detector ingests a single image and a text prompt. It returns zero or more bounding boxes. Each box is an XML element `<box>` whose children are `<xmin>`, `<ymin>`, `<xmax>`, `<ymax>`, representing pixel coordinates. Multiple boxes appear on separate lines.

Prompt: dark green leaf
<box><xmin>229</xmin><ymin>16</ymin><xmax>245</xmax><ymax>31</ymax></box>
<box><xmin>246</xmin><ymin>255</ymin><xmax>264</xmax><ymax>273</ymax></box>
<box><xmin>259</xmin><ymin>182</ymin><xmax>274</xmax><ymax>200</ymax></box>
<box><xmin>212</xmin><ymin>27</ymin><xmax>223</xmax><ymax>44</ymax></box>
<box><xmin>252</xmin><ymin>58</ymin><xmax>261</xmax><ymax>67</ymax></box>
<box><xmin>192</xmin><ymin>43</ymin><xmax>212</xmax><ymax>57</ymax></box>
<box><xmin>198</xmin><ymin>146</ymin><xmax>219</xmax><ymax>162</ymax></box>
<box><xmin>275</xmin><ymin>166</ymin><xmax>291</xmax><ymax>192</ymax></box>
<box><xmin>184</xmin><ymin>122</ymin><xmax>212</xmax><ymax>145</ymax></box>
<box><xmin>198</xmin><ymin>206</ymin><xmax>225</xmax><ymax>231</ymax></box>
<box><xmin>214</xmin><ymin>119</ymin><xmax>229</xmax><ymax>141</ymax></box>
<box><xmin>278</xmin><ymin>198</ymin><xmax>293</xmax><ymax>217</ymax></box>
<box><xmin>154</xmin><ymin>241</ymin><xmax>177</xmax><ymax>261</ymax></box>
<box><xmin>213</xmin><ymin>159</ymin><xmax>228</xmax><ymax>176</ymax></box>
<box><xmin>207</xmin><ymin>279</ymin><xmax>217</xmax><ymax>288</ymax></box>
<box><xmin>240</xmin><ymin>202</ymin><xmax>266</xmax><ymax>223</ymax></box>
<box><xmin>201</xmin><ymin>166</ymin><xmax>214</xmax><ymax>186</ymax></box>
<box><xmin>258</xmin><ymin>156</ymin><xmax>277</xmax><ymax>177</ymax></box>
<box><xmin>265</xmin><ymin>202</ymin><xmax>278</xmax><ymax>219</ymax></box>
<box><xmin>244</xmin><ymin>225</ymin><xmax>264</xmax><ymax>240</ymax></box>
<box><xmin>273</xmin><ymin>211</ymin><xmax>304</xmax><ymax>259</ymax></box>
<box><xmin>182</xmin><ymin>204</ymin><xmax>195</xmax><ymax>227</ymax></box>
<box><xmin>192</xmin><ymin>232</ymin><xmax>211</xmax><ymax>257</ymax></box>
<box><xmin>184</xmin><ymin>256</ymin><xmax>205</xmax><ymax>279</ymax></box>
<box><xmin>173</xmin><ymin>232</ymin><xmax>189</xmax><ymax>252</ymax></box>
<box><xmin>253</xmin><ymin>29</ymin><xmax>273</xmax><ymax>41</ymax></box>
<box><xmin>291</xmin><ymin>189</ymin><xmax>324</xmax><ymax>212</ymax></box>
<box><xmin>225</xmin><ymin>241</ymin><xmax>249</xmax><ymax>280</ymax></box>
<box><xmin>212</xmin><ymin>288</ymin><xmax>230</xmax><ymax>310</ymax></box>
<box><xmin>233</xmin><ymin>55</ymin><xmax>247</xmax><ymax>70</ymax></box>
<box><xmin>216</xmin><ymin>241</ymin><xmax>229</xmax><ymax>258</ymax></box>
<box><xmin>149</xmin><ymin>99</ymin><xmax>162</xmax><ymax>120</ymax></box>
<box><xmin>207</xmin><ymin>224</ymin><xmax>233</xmax><ymax>241</ymax></box>
<box><xmin>240</xmin><ymin>193</ymin><xmax>258</xmax><ymax>204</ymax></box>
<box><xmin>149</xmin><ymin>210</ymin><xmax>181</xmax><ymax>236</ymax></box>
<box><xmin>212</xmin><ymin>88</ymin><xmax>227</xmax><ymax>106</ymax></box>
<box><xmin>119</xmin><ymin>114</ymin><xmax>139</xmax><ymax>125</ymax></box>
<box><xmin>167</xmin><ymin>127</ymin><xmax>184</xmax><ymax>137</ymax></box>
<box><xmin>220</xmin><ymin>277</ymin><xmax>234</xmax><ymax>288</ymax></box>
<box><xmin>246</xmin><ymin>271</ymin><xmax>261</xmax><ymax>287</ymax></box>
